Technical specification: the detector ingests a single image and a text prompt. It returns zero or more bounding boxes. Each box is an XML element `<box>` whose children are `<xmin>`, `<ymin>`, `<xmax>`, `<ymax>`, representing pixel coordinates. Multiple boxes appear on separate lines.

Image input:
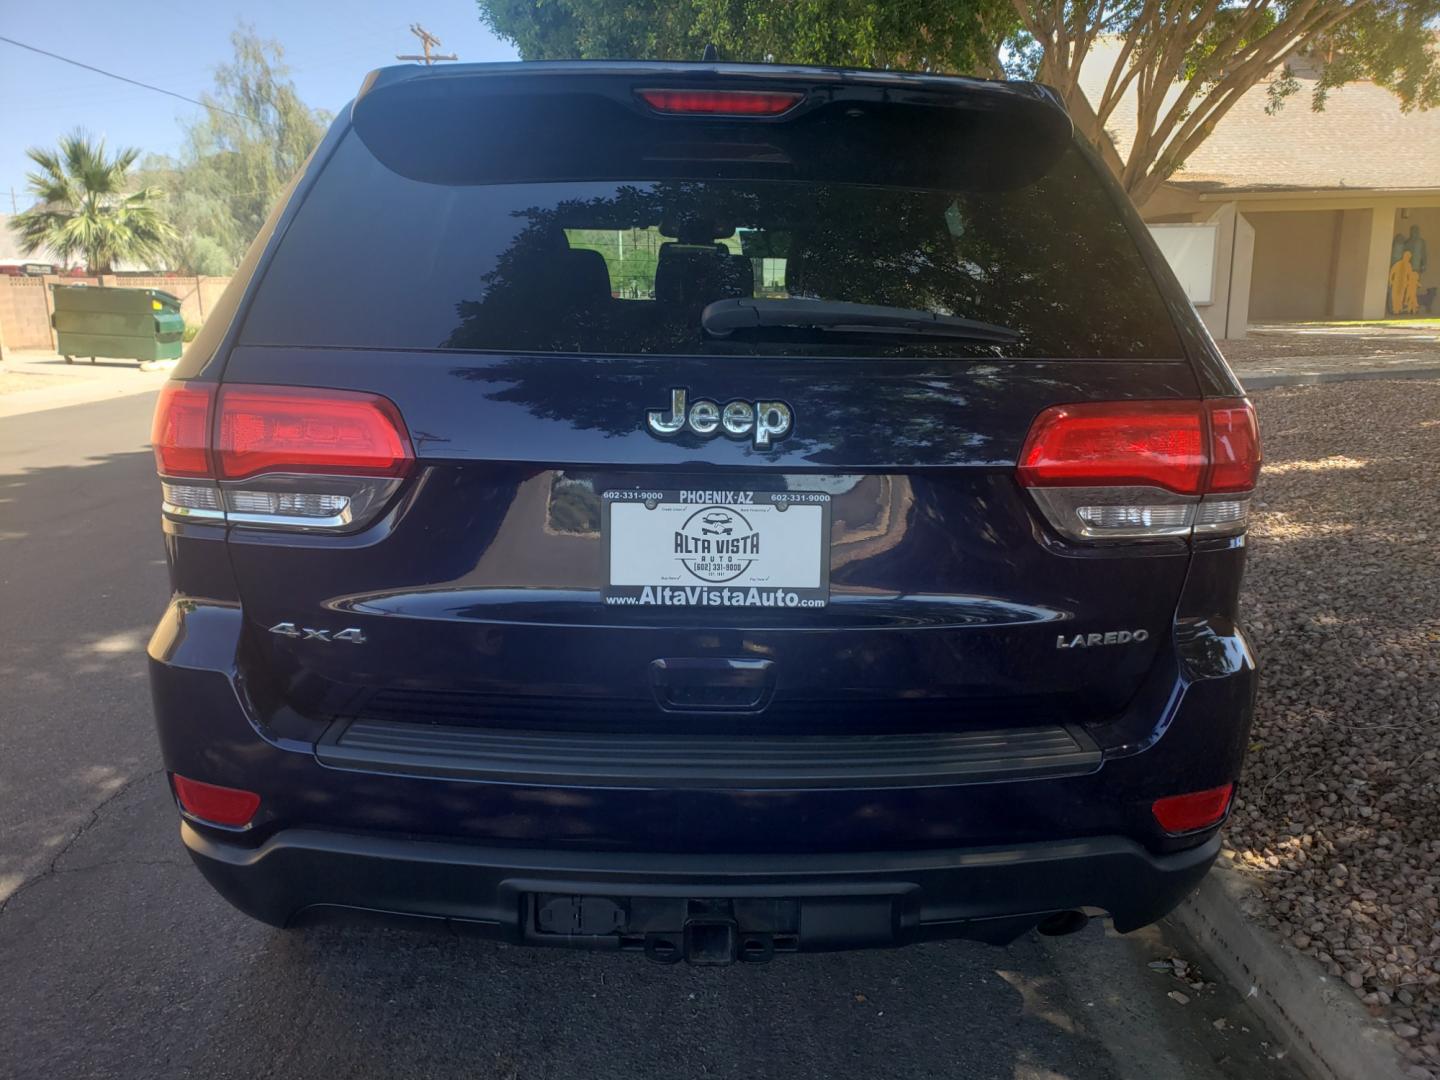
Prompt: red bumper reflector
<box><xmin>1151</xmin><ymin>783</ymin><xmax>1234</xmax><ymax>834</ymax></box>
<box><xmin>636</xmin><ymin>88</ymin><xmax>803</xmax><ymax>116</ymax></box>
<box><xmin>172</xmin><ymin>774</ymin><xmax>261</xmax><ymax>827</ymax></box>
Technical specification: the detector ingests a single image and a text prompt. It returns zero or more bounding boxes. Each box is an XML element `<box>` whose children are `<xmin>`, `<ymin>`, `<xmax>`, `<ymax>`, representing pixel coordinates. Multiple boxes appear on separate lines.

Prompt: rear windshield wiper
<box><xmin>701</xmin><ymin>298</ymin><xmax>1020</xmax><ymax>345</ymax></box>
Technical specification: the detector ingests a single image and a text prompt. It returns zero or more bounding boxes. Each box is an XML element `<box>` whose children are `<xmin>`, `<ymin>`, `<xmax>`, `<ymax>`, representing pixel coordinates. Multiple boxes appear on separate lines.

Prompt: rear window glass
<box><xmin>241</xmin><ymin>133</ymin><xmax>1183</xmax><ymax>359</ymax></box>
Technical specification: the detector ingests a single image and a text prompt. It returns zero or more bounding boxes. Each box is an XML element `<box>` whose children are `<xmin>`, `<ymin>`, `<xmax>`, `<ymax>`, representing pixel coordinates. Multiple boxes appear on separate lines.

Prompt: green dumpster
<box><xmin>50</xmin><ymin>285</ymin><xmax>185</xmax><ymax>364</ymax></box>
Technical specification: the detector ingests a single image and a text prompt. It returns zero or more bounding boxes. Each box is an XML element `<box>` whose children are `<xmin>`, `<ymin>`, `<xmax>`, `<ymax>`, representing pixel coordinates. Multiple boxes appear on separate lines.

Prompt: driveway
<box><xmin>0</xmin><ymin>349</ymin><xmax>171</xmax><ymax>418</ymax></box>
<box><xmin>0</xmin><ymin>393</ymin><xmax>1305</xmax><ymax>1080</ymax></box>
<box><xmin>1223</xmin><ymin>321</ymin><xmax>1440</xmax><ymax>386</ymax></box>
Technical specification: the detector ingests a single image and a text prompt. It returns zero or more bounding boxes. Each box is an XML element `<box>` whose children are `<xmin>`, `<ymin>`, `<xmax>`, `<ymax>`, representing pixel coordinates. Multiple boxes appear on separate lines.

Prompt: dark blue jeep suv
<box><xmin>147</xmin><ymin>60</ymin><xmax>1260</xmax><ymax>964</ymax></box>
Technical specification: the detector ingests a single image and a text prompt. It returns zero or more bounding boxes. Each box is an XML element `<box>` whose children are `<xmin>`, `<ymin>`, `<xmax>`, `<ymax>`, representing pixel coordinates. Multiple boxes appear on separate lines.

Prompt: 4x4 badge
<box><xmin>646</xmin><ymin>388</ymin><xmax>792</xmax><ymax>448</ymax></box>
<box><xmin>268</xmin><ymin>621</ymin><xmax>366</xmax><ymax>645</ymax></box>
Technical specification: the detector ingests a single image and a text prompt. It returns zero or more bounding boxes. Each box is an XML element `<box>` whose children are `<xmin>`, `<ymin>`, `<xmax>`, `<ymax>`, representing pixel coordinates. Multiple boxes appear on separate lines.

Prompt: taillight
<box><xmin>1019</xmin><ymin>402</ymin><xmax>1206</xmax><ymax>495</ymax></box>
<box><xmin>216</xmin><ymin>386</ymin><xmax>412</xmax><ymax>480</ymax></box>
<box><xmin>1018</xmin><ymin>399</ymin><xmax>1259</xmax><ymax>542</ymax></box>
<box><xmin>1152</xmin><ymin>783</ymin><xmax>1234</xmax><ymax>834</ymax></box>
<box><xmin>151</xmin><ymin>383</ymin><xmax>215</xmax><ymax>478</ymax></box>
<box><xmin>151</xmin><ymin>382</ymin><xmax>414</xmax><ymax>531</ymax></box>
<box><xmin>636</xmin><ymin>88</ymin><xmax>804</xmax><ymax>116</ymax></box>
<box><xmin>1205</xmin><ymin>401</ymin><xmax>1262</xmax><ymax>493</ymax></box>
<box><xmin>171</xmin><ymin>774</ymin><xmax>261</xmax><ymax>828</ymax></box>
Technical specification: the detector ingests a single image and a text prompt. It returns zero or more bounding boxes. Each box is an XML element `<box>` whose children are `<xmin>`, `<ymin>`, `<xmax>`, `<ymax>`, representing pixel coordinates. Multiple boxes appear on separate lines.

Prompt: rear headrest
<box><xmin>556</xmin><ymin>247</ymin><xmax>613</xmax><ymax>304</ymax></box>
<box><xmin>654</xmin><ymin>243</ymin><xmax>753</xmax><ymax>306</ymax></box>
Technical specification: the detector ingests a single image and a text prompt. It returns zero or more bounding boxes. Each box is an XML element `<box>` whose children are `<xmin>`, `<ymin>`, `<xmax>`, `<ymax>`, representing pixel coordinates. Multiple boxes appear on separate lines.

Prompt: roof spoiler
<box><xmin>350</xmin><ymin>62</ymin><xmax>1074</xmax><ymax>192</ymax></box>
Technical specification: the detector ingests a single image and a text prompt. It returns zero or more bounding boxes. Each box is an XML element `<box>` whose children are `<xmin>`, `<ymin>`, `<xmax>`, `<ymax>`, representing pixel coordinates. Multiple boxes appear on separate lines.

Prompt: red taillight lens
<box><xmin>172</xmin><ymin>774</ymin><xmax>260</xmax><ymax>827</ymax></box>
<box><xmin>1152</xmin><ymin>783</ymin><xmax>1235</xmax><ymax>834</ymax></box>
<box><xmin>1019</xmin><ymin>401</ymin><xmax>1208</xmax><ymax>495</ymax></box>
<box><xmin>1206</xmin><ymin>399</ymin><xmax>1262</xmax><ymax>493</ymax></box>
<box><xmin>151</xmin><ymin>383</ymin><xmax>215</xmax><ymax>478</ymax></box>
<box><xmin>1018</xmin><ymin>399</ymin><xmax>1261</xmax><ymax>497</ymax></box>
<box><xmin>216</xmin><ymin>386</ymin><xmax>413</xmax><ymax>481</ymax></box>
<box><xmin>637</xmin><ymin>88</ymin><xmax>803</xmax><ymax>116</ymax></box>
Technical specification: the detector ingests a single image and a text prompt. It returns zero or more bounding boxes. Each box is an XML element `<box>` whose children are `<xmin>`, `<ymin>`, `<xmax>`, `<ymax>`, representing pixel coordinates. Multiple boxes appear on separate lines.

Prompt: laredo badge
<box><xmin>1056</xmin><ymin>629</ymin><xmax>1151</xmax><ymax>649</ymax></box>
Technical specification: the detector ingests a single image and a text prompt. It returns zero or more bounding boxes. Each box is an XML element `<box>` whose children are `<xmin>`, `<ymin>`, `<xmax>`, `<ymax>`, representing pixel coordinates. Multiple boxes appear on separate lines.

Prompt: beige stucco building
<box><xmin>1080</xmin><ymin>43</ymin><xmax>1440</xmax><ymax>339</ymax></box>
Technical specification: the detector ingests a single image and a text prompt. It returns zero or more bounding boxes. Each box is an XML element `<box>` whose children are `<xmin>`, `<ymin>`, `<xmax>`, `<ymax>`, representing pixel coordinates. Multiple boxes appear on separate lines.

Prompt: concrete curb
<box><xmin>1240</xmin><ymin>366</ymin><xmax>1440</xmax><ymax>390</ymax></box>
<box><xmin>1172</xmin><ymin>860</ymin><xmax>1411</xmax><ymax>1080</ymax></box>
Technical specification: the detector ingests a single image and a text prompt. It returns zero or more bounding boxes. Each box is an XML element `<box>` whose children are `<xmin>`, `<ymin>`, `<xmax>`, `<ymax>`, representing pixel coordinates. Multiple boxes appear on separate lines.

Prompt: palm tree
<box><xmin>9</xmin><ymin>130</ymin><xmax>176</xmax><ymax>274</ymax></box>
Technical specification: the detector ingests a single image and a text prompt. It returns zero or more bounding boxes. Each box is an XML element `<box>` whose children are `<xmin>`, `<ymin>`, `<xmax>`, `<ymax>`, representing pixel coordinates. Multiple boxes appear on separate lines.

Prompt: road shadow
<box><xmin>0</xmin><ymin>439</ymin><xmax>168</xmax><ymax>907</ymax></box>
<box><xmin>0</xmin><ymin>767</ymin><xmax>1119</xmax><ymax>1080</ymax></box>
<box><xmin>236</xmin><ymin>923</ymin><xmax>1116</xmax><ymax>1080</ymax></box>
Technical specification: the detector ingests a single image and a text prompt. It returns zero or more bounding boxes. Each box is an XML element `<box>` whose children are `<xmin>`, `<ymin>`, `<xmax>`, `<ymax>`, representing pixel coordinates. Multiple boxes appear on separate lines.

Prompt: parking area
<box><xmin>0</xmin><ymin>349</ymin><xmax>171</xmax><ymax>417</ymax></box>
<box><xmin>1231</xmin><ymin>378</ymin><xmax>1440</xmax><ymax>1075</ymax></box>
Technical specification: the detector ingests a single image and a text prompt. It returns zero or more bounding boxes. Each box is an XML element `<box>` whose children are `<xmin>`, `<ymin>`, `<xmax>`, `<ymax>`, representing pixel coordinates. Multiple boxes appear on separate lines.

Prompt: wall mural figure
<box><xmin>1404</xmin><ymin>224</ymin><xmax>1429</xmax><ymax>277</ymax></box>
<box><xmin>1389</xmin><ymin>225</ymin><xmax>1427</xmax><ymax>316</ymax></box>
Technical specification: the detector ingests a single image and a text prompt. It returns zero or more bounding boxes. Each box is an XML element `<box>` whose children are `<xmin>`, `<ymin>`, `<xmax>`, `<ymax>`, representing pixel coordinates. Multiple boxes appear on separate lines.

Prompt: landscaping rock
<box><xmin>1228</xmin><ymin>380</ymin><xmax>1440</xmax><ymax>1075</ymax></box>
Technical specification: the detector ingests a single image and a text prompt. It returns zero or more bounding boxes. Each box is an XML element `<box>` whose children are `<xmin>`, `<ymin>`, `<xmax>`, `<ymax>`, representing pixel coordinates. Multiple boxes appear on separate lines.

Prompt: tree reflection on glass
<box><xmin>440</xmin><ymin>150</ymin><xmax>1180</xmax><ymax>360</ymax></box>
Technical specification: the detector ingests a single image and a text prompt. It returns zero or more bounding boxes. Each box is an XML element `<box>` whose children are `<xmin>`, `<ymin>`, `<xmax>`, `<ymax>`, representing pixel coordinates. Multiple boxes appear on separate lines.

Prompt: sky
<box><xmin>0</xmin><ymin>0</ymin><xmax>520</xmax><ymax>208</ymax></box>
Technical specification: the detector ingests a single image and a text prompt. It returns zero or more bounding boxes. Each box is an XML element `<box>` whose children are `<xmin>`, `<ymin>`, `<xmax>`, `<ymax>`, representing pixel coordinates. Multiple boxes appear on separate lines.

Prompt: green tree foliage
<box><xmin>478</xmin><ymin>0</ymin><xmax>1019</xmax><ymax>76</ymax></box>
<box><xmin>1305</xmin><ymin>2</ymin><xmax>1440</xmax><ymax>111</ymax></box>
<box><xmin>144</xmin><ymin>26</ymin><xmax>329</xmax><ymax>275</ymax></box>
<box><xmin>10</xmin><ymin>130</ymin><xmax>176</xmax><ymax>273</ymax></box>
<box><xmin>477</xmin><ymin>0</ymin><xmax>1440</xmax><ymax>206</ymax></box>
<box><xmin>442</xmin><ymin>167</ymin><xmax>1168</xmax><ymax>361</ymax></box>
<box><xmin>1006</xmin><ymin>1</ymin><xmax>1440</xmax><ymax>204</ymax></box>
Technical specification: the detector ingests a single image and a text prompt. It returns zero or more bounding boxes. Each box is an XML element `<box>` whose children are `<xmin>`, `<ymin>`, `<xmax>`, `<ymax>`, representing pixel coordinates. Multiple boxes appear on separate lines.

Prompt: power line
<box><xmin>0</xmin><ymin>35</ymin><xmax>248</xmax><ymax>121</ymax></box>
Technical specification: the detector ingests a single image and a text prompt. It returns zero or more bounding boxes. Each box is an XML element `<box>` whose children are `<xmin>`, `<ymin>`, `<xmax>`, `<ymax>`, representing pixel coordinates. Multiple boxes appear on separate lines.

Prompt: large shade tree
<box><xmin>9</xmin><ymin>131</ymin><xmax>175</xmax><ymax>273</ymax></box>
<box><xmin>476</xmin><ymin>0</ymin><xmax>1440</xmax><ymax>206</ymax></box>
<box><xmin>1011</xmin><ymin>0</ymin><xmax>1440</xmax><ymax>206</ymax></box>
<box><xmin>143</xmin><ymin>26</ymin><xmax>330</xmax><ymax>275</ymax></box>
<box><xmin>479</xmin><ymin>0</ymin><xmax>1019</xmax><ymax>76</ymax></box>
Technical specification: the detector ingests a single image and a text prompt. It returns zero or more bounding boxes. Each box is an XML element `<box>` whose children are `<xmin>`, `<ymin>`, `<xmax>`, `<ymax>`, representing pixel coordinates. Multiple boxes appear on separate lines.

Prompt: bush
<box><xmin>182</xmin><ymin>323</ymin><xmax>200</xmax><ymax>343</ymax></box>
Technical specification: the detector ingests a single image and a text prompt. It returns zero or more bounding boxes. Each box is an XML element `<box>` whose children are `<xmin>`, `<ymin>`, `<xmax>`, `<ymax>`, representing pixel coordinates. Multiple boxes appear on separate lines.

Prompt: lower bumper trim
<box><xmin>182</xmin><ymin>823</ymin><xmax>1218</xmax><ymax>950</ymax></box>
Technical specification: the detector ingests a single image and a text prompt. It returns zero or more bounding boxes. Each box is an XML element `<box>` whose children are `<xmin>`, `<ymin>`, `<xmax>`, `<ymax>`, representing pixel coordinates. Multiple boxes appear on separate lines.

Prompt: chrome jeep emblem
<box><xmin>646</xmin><ymin>388</ymin><xmax>792</xmax><ymax>448</ymax></box>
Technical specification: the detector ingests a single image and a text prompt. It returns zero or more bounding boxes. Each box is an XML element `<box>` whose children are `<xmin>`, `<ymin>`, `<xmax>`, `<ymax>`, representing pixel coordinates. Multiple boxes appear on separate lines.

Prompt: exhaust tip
<box><xmin>1036</xmin><ymin>910</ymin><xmax>1089</xmax><ymax>937</ymax></box>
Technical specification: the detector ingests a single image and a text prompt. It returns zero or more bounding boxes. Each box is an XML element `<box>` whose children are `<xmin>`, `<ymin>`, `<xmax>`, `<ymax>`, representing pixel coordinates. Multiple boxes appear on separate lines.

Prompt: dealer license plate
<box><xmin>602</xmin><ymin>488</ymin><xmax>830</xmax><ymax>609</ymax></box>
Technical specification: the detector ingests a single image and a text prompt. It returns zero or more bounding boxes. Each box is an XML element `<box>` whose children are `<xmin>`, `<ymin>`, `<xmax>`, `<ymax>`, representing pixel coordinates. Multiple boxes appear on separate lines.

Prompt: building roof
<box><xmin>1078</xmin><ymin>39</ymin><xmax>1440</xmax><ymax>194</ymax></box>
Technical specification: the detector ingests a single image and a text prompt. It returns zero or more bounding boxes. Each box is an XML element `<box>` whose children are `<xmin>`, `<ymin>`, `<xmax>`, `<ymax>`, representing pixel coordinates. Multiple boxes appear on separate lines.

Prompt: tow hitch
<box><xmin>530</xmin><ymin>894</ymin><xmax>797</xmax><ymax>964</ymax></box>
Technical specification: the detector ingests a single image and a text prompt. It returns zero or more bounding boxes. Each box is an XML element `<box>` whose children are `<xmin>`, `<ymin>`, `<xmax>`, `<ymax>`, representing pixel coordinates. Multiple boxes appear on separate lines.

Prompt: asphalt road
<box><xmin>0</xmin><ymin>392</ymin><xmax>1307</xmax><ymax>1080</ymax></box>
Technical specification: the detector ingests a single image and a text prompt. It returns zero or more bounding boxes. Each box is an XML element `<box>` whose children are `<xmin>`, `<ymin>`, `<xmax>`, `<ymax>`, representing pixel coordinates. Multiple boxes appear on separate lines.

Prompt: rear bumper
<box><xmin>152</xmin><ymin>597</ymin><xmax>1251</xmax><ymax>953</ymax></box>
<box><xmin>183</xmin><ymin>821</ymin><xmax>1220</xmax><ymax>950</ymax></box>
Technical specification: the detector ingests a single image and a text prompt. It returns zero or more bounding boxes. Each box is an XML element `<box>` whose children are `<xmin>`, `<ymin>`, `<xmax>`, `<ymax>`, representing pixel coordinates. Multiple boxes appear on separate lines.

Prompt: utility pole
<box><xmin>396</xmin><ymin>24</ymin><xmax>457</xmax><ymax>65</ymax></box>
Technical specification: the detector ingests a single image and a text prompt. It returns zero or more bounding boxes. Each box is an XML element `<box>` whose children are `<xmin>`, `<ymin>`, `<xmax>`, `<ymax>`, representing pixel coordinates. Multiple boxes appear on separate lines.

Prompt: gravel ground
<box><xmin>1228</xmin><ymin>379</ymin><xmax>1440</xmax><ymax>1077</ymax></box>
